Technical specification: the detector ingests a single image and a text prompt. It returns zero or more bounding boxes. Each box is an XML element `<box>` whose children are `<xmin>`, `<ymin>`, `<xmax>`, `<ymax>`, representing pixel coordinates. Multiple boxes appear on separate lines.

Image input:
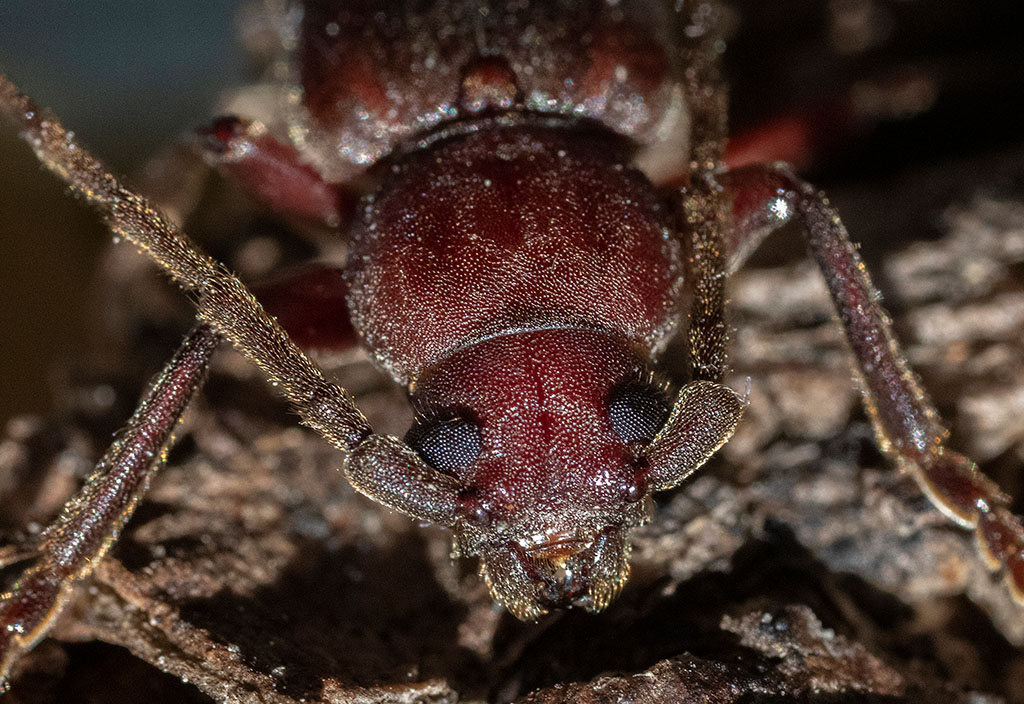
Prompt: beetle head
<box><xmin>407</xmin><ymin>328</ymin><xmax>673</xmax><ymax>619</ymax></box>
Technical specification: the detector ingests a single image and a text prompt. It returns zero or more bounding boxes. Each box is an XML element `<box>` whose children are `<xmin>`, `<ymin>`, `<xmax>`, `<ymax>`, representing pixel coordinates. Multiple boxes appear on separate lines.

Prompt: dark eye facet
<box><xmin>405</xmin><ymin>416</ymin><xmax>482</xmax><ymax>474</ymax></box>
<box><xmin>608</xmin><ymin>381</ymin><xmax>671</xmax><ymax>444</ymax></box>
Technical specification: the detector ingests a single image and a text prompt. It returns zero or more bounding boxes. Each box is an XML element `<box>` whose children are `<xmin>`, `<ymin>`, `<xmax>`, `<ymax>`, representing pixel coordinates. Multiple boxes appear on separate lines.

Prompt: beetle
<box><xmin>1</xmin><ymin>0</ymin><xmax>1022</xmax><ymax>694</ymax></box>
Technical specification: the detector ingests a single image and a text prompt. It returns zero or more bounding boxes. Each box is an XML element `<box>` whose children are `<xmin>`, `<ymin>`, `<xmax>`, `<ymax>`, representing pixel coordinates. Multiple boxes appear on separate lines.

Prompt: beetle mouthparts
<box><xmin>520</xmin><ymin>532</ymin><xmax>591</xmax><ymax>561</ymax></box>
<box><xmin>481</xmin><ymin>526</ymin><xmax>632</xmax><ymax>620</ymax></box>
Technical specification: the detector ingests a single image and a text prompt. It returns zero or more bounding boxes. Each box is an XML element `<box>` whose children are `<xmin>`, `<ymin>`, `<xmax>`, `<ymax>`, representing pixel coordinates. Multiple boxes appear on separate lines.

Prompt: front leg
<box><xmin>137</xmin><ymin>114</ymin><xmax>348</xmax><ymax>232</ymax></box>
<box><xmin>0</xmin><ymin>324</ymin><xmax>219</xmax><ymax>689</ymax></box>
<box><xmin>720</xmin><ymin>163</ymin><xmax>1024</xmax><ymax>605</ymax></box>
<box><xmin>193</xmin><ymin>116</ymin><xmax>350</xmax><ymax>230</ymax></box>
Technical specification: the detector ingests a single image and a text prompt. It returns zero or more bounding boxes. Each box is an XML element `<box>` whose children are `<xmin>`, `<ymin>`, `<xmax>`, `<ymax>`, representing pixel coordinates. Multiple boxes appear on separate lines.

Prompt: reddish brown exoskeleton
<box><xmin>1</xmin><ymin>0</ymin><xmax>1022</xmax><ymax>690</ymax></box>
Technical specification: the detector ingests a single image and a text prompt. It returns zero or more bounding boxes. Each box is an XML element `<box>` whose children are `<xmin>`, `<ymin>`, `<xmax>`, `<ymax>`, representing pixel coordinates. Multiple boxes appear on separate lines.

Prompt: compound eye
<box><xmin>608</xmin><ymin>381</ymin><xmax>672</xmax><ymax>444</ymax></box>
<box><xmin>405</xmin><ymin>415</ymin><xmax>482</xmax><ymax>474</ymax></box>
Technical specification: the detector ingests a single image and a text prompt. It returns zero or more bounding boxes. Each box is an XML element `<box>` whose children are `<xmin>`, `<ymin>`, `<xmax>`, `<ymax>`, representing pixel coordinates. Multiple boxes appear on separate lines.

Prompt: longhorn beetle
<box><xmin>1</xmin><ymin>0</ymin><xmax>1022</xmax><ymax>692</ymax></box>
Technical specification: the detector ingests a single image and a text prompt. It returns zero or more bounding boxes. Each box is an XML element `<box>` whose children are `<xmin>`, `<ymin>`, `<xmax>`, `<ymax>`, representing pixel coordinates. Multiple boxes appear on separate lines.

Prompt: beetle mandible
<box><xmin>1</xmin><ymin>0</ymin><xmax>1022</xmax><ymax>689</ymax></box>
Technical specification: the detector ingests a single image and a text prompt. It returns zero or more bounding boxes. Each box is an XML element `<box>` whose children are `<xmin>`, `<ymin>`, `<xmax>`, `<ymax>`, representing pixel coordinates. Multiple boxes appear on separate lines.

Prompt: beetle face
<box><xmin>408</xmin><ymin>328</ymin><xmax>671</xmax><ymax>619</ymax></box>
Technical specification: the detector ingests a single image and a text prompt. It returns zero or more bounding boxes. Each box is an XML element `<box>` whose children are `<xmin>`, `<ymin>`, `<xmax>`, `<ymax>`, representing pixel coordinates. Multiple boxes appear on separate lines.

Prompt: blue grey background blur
<box><xmin>0</xmin><ymin>2</ymin><xmax>244</xmax><ymax>424</ymax></box>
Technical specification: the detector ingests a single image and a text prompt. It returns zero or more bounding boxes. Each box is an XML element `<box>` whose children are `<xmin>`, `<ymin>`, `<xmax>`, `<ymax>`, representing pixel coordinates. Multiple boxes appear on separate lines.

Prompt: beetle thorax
<box><xmin>345</xmin><ymin>125</ymin><xmax>685</xmax><ymax>387</ymax></box>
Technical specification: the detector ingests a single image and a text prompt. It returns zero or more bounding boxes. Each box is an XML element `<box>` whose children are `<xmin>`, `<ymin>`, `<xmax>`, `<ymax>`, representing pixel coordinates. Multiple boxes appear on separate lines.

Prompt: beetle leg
<box><xmin>719</xmin><ymin>162</ymin><xmax>1024</xmax><ymax>605</ymax></box>
<box><xmin>193</xmin><ymin>116</ymin><xmax>351</xmax><ymax>230</ymax></box>
<box><xmin>136</xmin><ymin>114</ymin><xmax>349</xmax><ymax>233</ymax></box>
<box><xmin>0</xmin><ymin>324</ymin><xmax>219</xmax><ymax>691</ymax></box>
<box><xmin>138</xmin><ymin>122</ymin><xmax>359</xmax><ymax>357</ymax></box>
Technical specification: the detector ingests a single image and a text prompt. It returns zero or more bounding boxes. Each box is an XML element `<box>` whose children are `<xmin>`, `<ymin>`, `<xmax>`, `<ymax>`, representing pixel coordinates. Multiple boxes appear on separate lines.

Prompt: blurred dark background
<box><xmin>1</xmin><ymin>0</ymin><xmax>1023</xmax><ymax>427</ymax></box>
<box><xmin>0</xmin><ymin>2</ymin><xmax>243</xmax><ymax>424</ymax></box>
